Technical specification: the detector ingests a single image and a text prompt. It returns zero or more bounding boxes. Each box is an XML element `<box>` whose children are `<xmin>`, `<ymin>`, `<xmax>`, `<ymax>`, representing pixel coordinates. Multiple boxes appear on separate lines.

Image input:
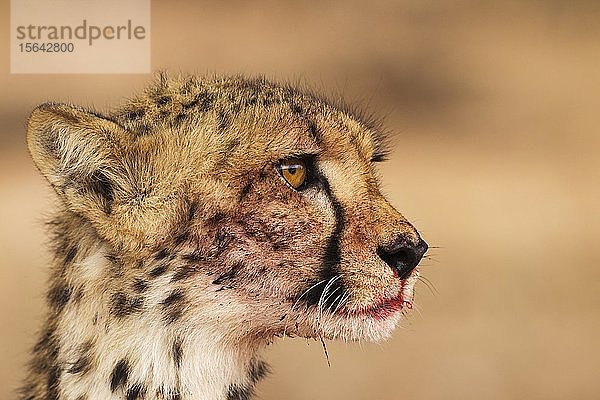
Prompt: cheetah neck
<box><xmin>22</xmin><ymin>242</ymin><xmax>268</xmax><ymax>400</ymax></box>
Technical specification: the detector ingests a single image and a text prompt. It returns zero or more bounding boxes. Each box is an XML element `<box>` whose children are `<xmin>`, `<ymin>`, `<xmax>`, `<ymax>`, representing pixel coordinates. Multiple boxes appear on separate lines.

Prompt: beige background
<box><xmin>1</xmin><ymin>1</ymin><xmax>599</xmax><ymax>399</ymax></box>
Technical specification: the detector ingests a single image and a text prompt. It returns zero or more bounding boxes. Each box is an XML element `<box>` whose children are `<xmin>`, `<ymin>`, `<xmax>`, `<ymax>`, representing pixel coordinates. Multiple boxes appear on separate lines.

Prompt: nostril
<box><xmin>377</xmin><ymin>239</ymin><xmax>428</xmax><ymax>280</ymax></box>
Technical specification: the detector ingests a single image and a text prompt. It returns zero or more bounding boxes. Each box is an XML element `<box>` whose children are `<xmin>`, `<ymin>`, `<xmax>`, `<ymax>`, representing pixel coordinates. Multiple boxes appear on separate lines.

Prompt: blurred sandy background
<box><xmin>1</xmin><ymin>1</ymin><xmax>599</xmax><ymax>399</ymax></box>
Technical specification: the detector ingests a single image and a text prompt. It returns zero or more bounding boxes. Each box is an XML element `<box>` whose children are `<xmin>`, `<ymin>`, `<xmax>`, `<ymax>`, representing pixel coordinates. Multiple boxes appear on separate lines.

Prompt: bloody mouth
<box><xmin>350</xmin><ymin>287</ymin><xmax>413</xmax><ymax>321</ymax></box>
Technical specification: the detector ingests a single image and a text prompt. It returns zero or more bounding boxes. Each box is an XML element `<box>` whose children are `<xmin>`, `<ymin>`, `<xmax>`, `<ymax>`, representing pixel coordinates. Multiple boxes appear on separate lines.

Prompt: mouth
<box><xmin>352</xmin><ymin>291</ymin><xmax>413</xmax><ymax>320</ymax></box>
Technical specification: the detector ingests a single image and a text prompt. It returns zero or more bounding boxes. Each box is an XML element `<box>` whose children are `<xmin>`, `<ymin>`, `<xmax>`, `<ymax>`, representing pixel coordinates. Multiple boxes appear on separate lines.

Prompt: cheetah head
<box><xmin>27</xmin><ymin>74</ymin><xmax>427</xmax><ymax>344</ymax></box>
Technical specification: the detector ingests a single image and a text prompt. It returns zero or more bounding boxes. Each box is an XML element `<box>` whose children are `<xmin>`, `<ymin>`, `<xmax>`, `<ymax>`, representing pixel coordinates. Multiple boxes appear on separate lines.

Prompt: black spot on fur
<box><xmin>174</xmin><ymin>230</ymin><xmax>189</xmax><ymax>245</ymax></box>
<box><xmin>126</xmin><ymin>383</ymin><xmax>146</xmax><ymax>400</ymax></box>
<box><xmin>64</xmin><ymin>244</ymin><xmax>78</xmax><ymax>264</ymax></box>
<box><xmin>149</xmin><ymin>264</ymin><xmax>169</xmax><ymax>278</ymax></box>
<box><xmin>48</xmin><ymin>284</ymin><xmax>72</xmax><ymax>311</ymax></box>
<box><xmin>157</xmin><ymin>96</ymin><xmax>171</xmax><ymax>106</ymax></box>
<box><xmin>239</xmin><ymin>183</ymin><xmax>252</xmax><ymax>200</ymax></box>
<box><xmin>226</xmin><ymin>138</ymin><xmax>241</xmax><ymax>152</ymax></box>
<box><xmin>212</xmin><ymin>262</ymin><xmax>242</xmax><ymax>286</ymax></box>
<box><xmin>181</xmin><ymin>251</ymin><xmax>207</xmax><ymax>263</ymax></box>
<box><xmin>68</xmin><ymin>355</ymin><xmax>91</xmax><ymax>375</ymax></box>
<box><xmin>110</xmin><ymin>359</ymin><xmax>129</xmax><ymax>392</ymax></box>
<box><xmin>34</xmin><ymin>325</ymin><xmax>56</xmax><ymax>354</ymax></box>
<box><xmin>171</xmin><ymin>265</ymin><xmax>196</xmax><ymax>281</ymax></box>
<box><xmin>88</xmin><ymin>170</ymin><xmax>114</xmax><ymax>214</ymax></box>
<box><xmin>214</xmin><ymin>229</ymin><xmax>234</xmax><ymax>255</ymax></box>
<box><xmin>132</xmin><ymin>278</ymin><xmax>149</xmax><ymax>293</ymax></box>
<box><xmin>206</xmin><ymin>212</ymin><xmax>226</xmax><ymax>225</ymax></box>
<box><xmin>111</xmin><ymin>293</ymin><xmax>144</xmax><ymax>318</ymax></box>
<box><xmin>174</xmin><ymin>113</ymin><xmax>187</xmax><ymax>126</ymax></box>
<box><xmin>183</xmin><ymin>92</ymin><xmax>214</xmax><ymax>111</ymax></box>
<box><xmin>187</xmin><ymin>201</ymin><xmax>198</xmax><ymax>222</ymax></box>
<box><xmin>217</xmin><ymin>111</ymin><xmax>230</xmax><ymax>133</ymax></box>
<box><xmin>289</xmin><ymin>102</ymin><xmax>303</xmax><ymax>114</ymax></box>
<box><xmin>72</xmin><ymin>287</ymin><xmax>84</xmax><ymax>303</ymax></box>
<box><xmin>127</xmin><ymin>108</ymin><xmax>145</xmax><ymax>120</ymax></box>
<box><xmin>47</xmin><ymin>366</ymin><xmax>60</xmax><ymax>400</ymax></box>
<box><xmin>370</xmin><ymin>153</ymin><xmax>387</xmax><ymax>162</ymax></box>
<box><xmin>67</xmin><ymin>341</ymin><xmax>93</xmax><ymax>375</ymax></box>
<box><xmin>154</xmin><ymin>249</ymin><xmax>169</xmax><ymax>260</ymax></box>
<box><xmin>172</xmin><ymin>339</ymin><xmax>183</xmax><ymax>368</ymax></box>
<box><xmin>307</xmin><ymin>120</ymin><xmax>322</xmax><ymax>145</ymax></box>
<box><xmin>227</xmin><ymin>384</ymin><xmax>252</xmax><ymax>400</ymax></box>
<box><xmin>247</xmin><ymin>95</ymin><xmax>258</xmax><ymax>106</ymax></box>
<box><xmin>41</xmin><ymin>127</ymin><xmax>60</xmax><ymax>156</ymax></box>
<box><xmin>162</xmin><ymin>290</ymin><xmax>185</xmax><ymax>324</ymax></box>
<box><xmin>249</xmin><ymin>360</ymin><xmax>269</xmax><ymax>383</ymax></box>
<box><xmin>135</xmin><ymin>123</ymin><xmax>153</xmax><ymax>136</ymax></box>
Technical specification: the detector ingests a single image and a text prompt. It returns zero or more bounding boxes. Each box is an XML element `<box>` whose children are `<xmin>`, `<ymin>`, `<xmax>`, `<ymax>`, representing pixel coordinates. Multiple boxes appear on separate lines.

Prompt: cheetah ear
<box><xmin>27</xmin><ymin>103</ymin><xmax>128</xmax><ymax>217</ymax></box>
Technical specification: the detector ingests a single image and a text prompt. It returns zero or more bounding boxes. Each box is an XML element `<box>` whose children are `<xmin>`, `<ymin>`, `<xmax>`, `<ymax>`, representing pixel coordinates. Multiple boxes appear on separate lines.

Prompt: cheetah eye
<box><xmin>276</xmin><ymin>158</ymin><xmax>307</xmax><ymax>190</ymax></box>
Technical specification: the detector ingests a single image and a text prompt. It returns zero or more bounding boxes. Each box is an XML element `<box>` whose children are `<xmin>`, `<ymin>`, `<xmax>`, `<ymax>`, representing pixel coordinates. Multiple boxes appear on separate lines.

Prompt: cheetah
<box><xmin>21</xmin><ymin>73</ymin><xmax>428</xmax><ymax>400</ymax></box>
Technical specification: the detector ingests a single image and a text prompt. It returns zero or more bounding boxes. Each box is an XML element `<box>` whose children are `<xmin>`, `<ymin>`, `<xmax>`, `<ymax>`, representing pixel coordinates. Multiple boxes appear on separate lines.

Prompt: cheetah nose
<box><xmin>377</xmin><ymin>238</ymin><xmax>428</xmax><ymax>279</ymax></box>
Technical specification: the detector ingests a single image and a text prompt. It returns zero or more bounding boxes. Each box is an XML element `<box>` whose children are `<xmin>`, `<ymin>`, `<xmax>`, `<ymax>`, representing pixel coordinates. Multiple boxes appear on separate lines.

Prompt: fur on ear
<box><xmin>27</xmin><ymin>102</ymin><xmax>130</xmax><ymax>219</ymax></box>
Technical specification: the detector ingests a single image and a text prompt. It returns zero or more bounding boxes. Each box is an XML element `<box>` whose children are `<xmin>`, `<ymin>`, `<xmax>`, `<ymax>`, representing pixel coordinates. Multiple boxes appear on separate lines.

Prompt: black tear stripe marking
<box><xmin>227</xmin><ymin>384</ymin><xmax>253</xmax><ymax>400</ymax></box>
<box><xmin>88</xmin><ymin>170</ymin><xmax>114</xmax><ymax>214</ymax></box>
<box><xmin>303</xmin><ymin>174</ymin><xmax>346</xmax><ymax>308</ymax></box>
<box><xmin>162</xmin><ymin>290</ymin><xmax>185</xmax><ymax>324</ymax></box>
<box><xmin>111</xmin><ymin>293</ymin><xmax>144</xmax><ymax>319</ymax></box>
<box><xmin>126</xmin><ymin>383</ymin><xmax>146</xmax><ymax>400</ymax></box>
<box><xmin>110</xmin><ymin>359</ymin><xmax>129</xmax><ymax>392</ymax></box>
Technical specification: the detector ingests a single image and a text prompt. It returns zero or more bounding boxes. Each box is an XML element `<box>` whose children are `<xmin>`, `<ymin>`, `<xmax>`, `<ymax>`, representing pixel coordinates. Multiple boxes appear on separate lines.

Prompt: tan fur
<box><xmin>21</xmin><ymin>73</ymin><xmax>426</xmax><ymax>400</ymax></box>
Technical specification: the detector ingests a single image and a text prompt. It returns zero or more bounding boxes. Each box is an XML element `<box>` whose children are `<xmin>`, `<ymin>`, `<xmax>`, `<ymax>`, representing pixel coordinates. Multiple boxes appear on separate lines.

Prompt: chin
<box><xmin>294</xmin><ymin>291</ymin><xmax>415</xmax><ymax>342</ymax></box>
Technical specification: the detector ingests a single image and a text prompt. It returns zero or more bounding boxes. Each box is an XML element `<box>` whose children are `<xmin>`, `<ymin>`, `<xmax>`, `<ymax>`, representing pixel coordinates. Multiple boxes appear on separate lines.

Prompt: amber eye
<box><xmin>277</xmin><ymin>158</ymin><xmax>307</xmax><ymax>190</ymax></box>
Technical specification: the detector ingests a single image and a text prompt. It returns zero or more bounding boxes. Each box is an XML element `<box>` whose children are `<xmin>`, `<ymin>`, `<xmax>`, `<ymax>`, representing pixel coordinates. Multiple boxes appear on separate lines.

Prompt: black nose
<box><xmin>377</xmin><ymin>238</ymin><xmax>428</xmax><ymax>279</ymax></box>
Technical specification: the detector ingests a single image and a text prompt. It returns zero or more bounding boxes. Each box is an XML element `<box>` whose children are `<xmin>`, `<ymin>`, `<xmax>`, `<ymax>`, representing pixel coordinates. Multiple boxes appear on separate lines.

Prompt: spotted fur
<box><xmin>21</xmin><ymin>73</ymin><xmax>427</xmax><ymax>399</ymax></box>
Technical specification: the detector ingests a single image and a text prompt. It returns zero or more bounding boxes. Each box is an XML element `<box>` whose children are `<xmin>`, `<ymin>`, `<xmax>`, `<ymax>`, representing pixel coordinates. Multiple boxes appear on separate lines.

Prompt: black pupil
<box><xmin>288</xmin><ymin>166</ymin><xmax>297</xmax><ymax>175</ymax></box>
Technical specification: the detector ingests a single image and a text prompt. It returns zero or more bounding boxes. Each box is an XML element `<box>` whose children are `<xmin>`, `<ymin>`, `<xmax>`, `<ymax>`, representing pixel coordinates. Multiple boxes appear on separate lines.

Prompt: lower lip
<box><xmin>370</xmin><ymin>295</ymin><xmax>413</xmax><ymax>320</ymax></box>
<box><xmin>352</xmin><ymin>292</ymin><xmax>413</xmax><ymax>320</ymax></box>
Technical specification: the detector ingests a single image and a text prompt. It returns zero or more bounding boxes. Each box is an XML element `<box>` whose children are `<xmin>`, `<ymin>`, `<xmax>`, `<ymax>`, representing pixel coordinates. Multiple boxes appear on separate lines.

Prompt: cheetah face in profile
<box><xmin>27</xmin><ymin>75</ymin><xmax>427</xmax><ymax>344</ymax></box>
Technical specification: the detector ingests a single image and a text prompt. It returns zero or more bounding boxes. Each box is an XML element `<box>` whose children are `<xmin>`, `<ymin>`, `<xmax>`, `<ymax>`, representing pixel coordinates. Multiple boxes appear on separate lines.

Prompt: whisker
<box><xmin>319</xmin><ymin>335</ymin><xmax>331</xmax><ymax>367</ymax></box>
<box><xmin>417</xmin><ymin>275</ymin><xmax>438</xmax><ymax>295</ymax></box>
<box><xmin>332</xmin><ymin>290</ymin><xmax>350</xmax><ymax>316</ymax></box>
<box><xmin>318</xmin><ymin>275</ymin><xmax>342</xmax><ymax>322</ymax></box>
<box><xmin>291</xmin><ymin>279</ymin><xmax>327</xmax><ymax>313</ymax></box>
